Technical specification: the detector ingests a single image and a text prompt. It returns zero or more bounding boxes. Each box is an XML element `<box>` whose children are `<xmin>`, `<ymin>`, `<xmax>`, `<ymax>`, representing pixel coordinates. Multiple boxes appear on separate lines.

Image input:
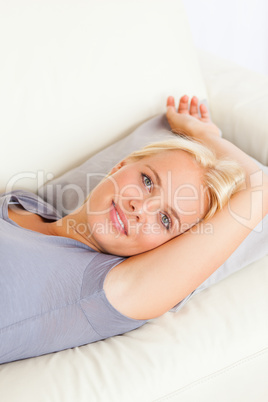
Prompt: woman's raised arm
<box><xmin>166</xmin><ymin>95</ymin><xmax>263</xmax><ymax>178</ymax></box>
<box><xmin>103</xmin><ymin>96</ymin><xmax>268</xmax><ymax>320</ymax></box>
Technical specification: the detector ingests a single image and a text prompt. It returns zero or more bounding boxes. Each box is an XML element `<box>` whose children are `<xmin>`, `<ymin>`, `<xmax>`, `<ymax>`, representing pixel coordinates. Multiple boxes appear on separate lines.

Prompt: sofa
<box><xmin>0</xmin><ymin>1</ymin><xmax>267</xmax><ymax>401</ymax></box>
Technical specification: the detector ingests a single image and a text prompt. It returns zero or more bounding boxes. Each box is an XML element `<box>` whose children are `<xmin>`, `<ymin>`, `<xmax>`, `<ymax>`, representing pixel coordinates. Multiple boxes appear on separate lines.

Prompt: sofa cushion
<box><xmin>198</xmin><ymin>50</ymin><xmax>268</xmax><ymax>165</ymax></box>
<box><xmin>0</xmin><ymin>0</ymin><xmax>207</xmax><ymax>193</ymax></box>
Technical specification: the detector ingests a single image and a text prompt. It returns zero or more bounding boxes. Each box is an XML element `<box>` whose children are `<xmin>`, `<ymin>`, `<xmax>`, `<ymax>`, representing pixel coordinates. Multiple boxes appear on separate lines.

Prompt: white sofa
<box><xmin>0</xmin><ymin>1</ymin><xmax>267</xmax><ymax>401</ymax></box>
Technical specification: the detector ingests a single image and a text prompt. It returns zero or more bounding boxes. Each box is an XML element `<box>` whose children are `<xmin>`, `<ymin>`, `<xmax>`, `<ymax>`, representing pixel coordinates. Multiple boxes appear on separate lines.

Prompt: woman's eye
<box><xmin>142</xmin><ymin>174</ymin><xmax>153</xmax><ymax>192</ymax></box>
<box><xmin>160</xmin><ymin>212</ymin><xmax>171</xmax><ymax>230</ymax></box>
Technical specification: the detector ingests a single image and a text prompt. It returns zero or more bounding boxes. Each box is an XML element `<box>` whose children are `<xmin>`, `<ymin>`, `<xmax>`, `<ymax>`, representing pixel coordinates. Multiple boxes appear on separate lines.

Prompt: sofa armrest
<box><xmin>198</xmin><ymin>50</ymin><xmax>268</xmax><ymax>165</ymax></box>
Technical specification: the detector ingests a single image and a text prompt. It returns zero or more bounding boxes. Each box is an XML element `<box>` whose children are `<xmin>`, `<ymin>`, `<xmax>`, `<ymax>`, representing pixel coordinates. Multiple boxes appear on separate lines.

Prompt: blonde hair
<box><xmin>111</xmin><ymin>136</ymin><xmax>245</xmax><ymax>220</ymax></box>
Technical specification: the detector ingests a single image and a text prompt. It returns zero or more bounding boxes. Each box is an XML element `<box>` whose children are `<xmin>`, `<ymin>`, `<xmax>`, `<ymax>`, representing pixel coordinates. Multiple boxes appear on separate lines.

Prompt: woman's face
<box><xmin>74</xmin><ymin>150</ymin><xmax>209</xmax><ymax>256</ymax></box>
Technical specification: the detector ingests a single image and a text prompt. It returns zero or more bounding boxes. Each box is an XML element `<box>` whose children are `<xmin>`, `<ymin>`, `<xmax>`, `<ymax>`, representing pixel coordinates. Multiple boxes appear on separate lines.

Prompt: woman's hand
<box><xmin>167</xmin><ymin>95</ymin><xmax>268</xmax><ymax>192</ymax></box>
<box><xmin>166</xmin><ymin>95</ymin><xmax>221</xmax><ymax>140</ymax></box>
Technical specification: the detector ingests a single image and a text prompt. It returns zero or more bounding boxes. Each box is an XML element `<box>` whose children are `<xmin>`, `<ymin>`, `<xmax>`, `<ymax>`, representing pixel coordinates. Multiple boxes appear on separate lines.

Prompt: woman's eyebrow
<box><xmin>145</xmin><ymin>164</ymin><xmax>161</xmax><ymax>187</ymax></box>
<box><xmin>145</xmin><ymin>164</ymin><xmax>181</xmax><ymax>229</ymax></box>
<box><xmin>169</xmin><ymin>207</ymin><xmax>181</xmax><ymax>230</ymax></box>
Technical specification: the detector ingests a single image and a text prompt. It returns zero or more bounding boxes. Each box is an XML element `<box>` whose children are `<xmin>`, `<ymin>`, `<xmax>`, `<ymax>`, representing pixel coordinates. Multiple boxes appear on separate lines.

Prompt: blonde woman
<box><xmin>1</xmin><ymin>95</ymin><xmax>267</xmax><ymax>363</ymax></box>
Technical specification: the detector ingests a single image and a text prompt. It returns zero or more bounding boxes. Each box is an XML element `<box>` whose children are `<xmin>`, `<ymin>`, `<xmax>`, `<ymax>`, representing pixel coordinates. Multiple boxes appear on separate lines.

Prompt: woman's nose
<box><xmin>129</xmin><ymin>198</ymin><xmax>160</xmax><ymax>222</ymax></box>
<box><xmin>129</xmin><ymin>199</ymin><xmax>144</xmax><ymax>221</ymax></box>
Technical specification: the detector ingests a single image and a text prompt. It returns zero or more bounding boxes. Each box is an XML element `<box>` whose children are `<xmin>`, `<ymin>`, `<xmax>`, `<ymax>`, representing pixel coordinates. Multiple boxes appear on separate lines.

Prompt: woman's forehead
<box><xmin>138</xmin><ymin>152</ymin><xmax>208</xmax><ymax>227</ymax></box>
<box><xmin>141</xmin><ymin>149</ymin><xmax>197</xmax><ymax>166</ymax></box>
<box><xmin>139</xmin><ymin>150</ymin><xmax>202</xmax><ymax>181</ymax></box>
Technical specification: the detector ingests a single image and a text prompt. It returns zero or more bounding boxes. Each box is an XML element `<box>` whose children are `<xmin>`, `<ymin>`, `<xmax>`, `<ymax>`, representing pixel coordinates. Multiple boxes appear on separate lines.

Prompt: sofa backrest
<box><xmin>0</xmin><ymin>0</ymin><xmax>207</xmax><ymax>192</ymax></box>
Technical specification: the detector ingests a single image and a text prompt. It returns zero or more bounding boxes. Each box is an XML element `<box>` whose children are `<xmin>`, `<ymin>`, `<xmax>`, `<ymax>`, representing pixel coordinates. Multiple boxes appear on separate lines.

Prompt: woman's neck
<box><xmin>8</xmin><ymin>203</ymin><xmax>100</xmax><ymax>251</ymax></box>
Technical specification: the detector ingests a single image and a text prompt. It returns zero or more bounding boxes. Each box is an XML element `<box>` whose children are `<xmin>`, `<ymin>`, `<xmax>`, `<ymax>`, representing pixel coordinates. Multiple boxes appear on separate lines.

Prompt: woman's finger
<box><xmin>166</xmin><ymin>96</ymin><xmax>177</xmax><ymax>124</ymax></box>
<box><xmin>189</xmin><ymin>96</ymin><xmax>199</xmax><ymax>117</ymax></box>
<box><xmin>199</xmin><ymin>103</ymin><xmax>210</xmax><ymax>122</ymax></box>
<box><xmin>166</xmin><ymin>96</ymin><xmax>175</xmax><ymax>108</ymax></box>
<box><xmin>178</xmin><ymin>95</ymin><xmax>189</xmax><ymax>114</ymax></box>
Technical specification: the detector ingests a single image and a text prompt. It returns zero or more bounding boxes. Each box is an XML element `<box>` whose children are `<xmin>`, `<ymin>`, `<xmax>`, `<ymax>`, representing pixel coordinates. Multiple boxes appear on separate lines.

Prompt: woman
<box><xmin>1</xmin><ymin>95</ymin><xmax>267</xmax><ymax>364</ymax></box>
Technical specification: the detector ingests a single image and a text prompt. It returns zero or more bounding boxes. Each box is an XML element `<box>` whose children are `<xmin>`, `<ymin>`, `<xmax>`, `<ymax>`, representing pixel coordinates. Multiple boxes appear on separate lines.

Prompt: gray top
<box><xmin>0</xmin><ymin>191</ymin><xmax>148</xmax><ymax>364</ymax></box>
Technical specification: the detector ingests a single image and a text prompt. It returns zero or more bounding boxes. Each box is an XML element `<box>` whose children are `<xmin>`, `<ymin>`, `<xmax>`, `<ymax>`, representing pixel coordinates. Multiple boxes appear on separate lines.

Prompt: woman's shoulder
<box><xmin>0</xmin><ymin>190</ymin><xmax>62</xmax><ymax>220</ymax></box>
<box><xmin>102</xmin><ymin>256</ymin><xmax>160</xmax><ymax>321</ymax></box>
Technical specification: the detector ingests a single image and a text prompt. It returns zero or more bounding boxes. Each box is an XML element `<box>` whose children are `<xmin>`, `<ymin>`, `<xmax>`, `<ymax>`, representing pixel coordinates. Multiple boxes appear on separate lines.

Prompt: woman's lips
<box><xmin>110</xmin><ymin>201</ymin><xmax>128</xmax><ymax>235</ymax></box>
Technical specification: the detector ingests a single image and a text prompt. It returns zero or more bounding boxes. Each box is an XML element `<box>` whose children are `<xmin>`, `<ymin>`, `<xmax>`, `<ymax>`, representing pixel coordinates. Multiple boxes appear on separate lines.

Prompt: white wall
<box><xmin>182</xmin><ymin>0</ymin><xmax>268</xmax><ymax>75</ymax></box>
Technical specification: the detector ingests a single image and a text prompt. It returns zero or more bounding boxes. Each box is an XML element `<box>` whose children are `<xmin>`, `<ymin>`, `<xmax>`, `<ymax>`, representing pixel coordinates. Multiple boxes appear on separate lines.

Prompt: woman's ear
<box><xmin>110</xmin><ymin>160</ymin><xmax>127</xmax><ymax>175</ymax></box>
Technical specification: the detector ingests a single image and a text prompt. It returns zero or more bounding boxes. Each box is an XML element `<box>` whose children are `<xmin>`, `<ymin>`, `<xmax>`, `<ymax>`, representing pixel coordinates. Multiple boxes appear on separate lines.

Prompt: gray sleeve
<box><xmin>80</xmin><ymin>253</ymin><xmax>149</xmax><ymax>338</ymax></box>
